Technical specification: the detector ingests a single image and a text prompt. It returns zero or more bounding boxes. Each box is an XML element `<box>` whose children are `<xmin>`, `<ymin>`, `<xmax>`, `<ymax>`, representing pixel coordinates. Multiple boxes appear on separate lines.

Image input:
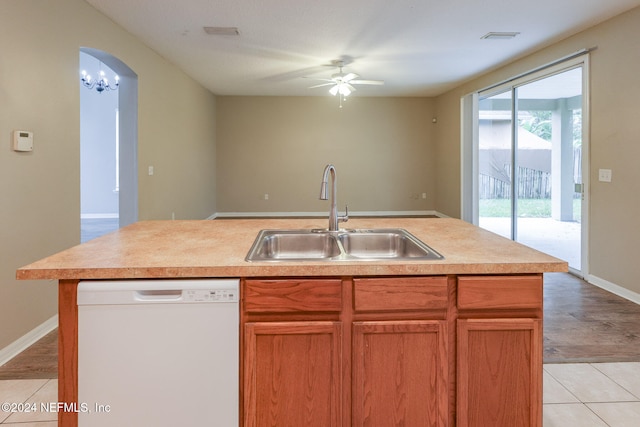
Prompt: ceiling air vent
<box><xmin>203</xmin><ymin>27</ymin><xmax>239</xmax><ymax>36</ymax></box>
<box><xmin>481</xmin><ymin>32</ymin><xmax>520</xmax><ymax>40</ymax></box>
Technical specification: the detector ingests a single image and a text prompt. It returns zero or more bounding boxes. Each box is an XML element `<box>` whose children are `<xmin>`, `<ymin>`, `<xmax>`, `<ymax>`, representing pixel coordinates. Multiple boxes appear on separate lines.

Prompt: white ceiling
<box><xmin>85</xmin><ymin>0</ymin><xmax>640</xmax><ymax>97</ymax></box>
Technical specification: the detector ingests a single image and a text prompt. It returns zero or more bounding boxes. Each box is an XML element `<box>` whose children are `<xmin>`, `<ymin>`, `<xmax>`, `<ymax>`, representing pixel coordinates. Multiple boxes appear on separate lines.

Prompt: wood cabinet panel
<box><xmin>353</xmin><ymin>320</ymin><xmax>448</xmax><ymax>427</ymax></box>
<box><xmin>353</xmin><ymin>277</ymin><xmax>448</xmax><ymax>312</ymax></box>
<box><xmin>58</xmin><ymin>280</ymin><xmax>79</xmax><ymax>427</ymax></box>
<box><xmin>457</xmin><ymin>318</ymin><xmax>542</xmax><ymax>427</ymax></box>
<box><xmin>457</xmin><ymin>275</ymin><xmax>542</xmax><ymax>310</ymax></box>
<box><xmin>244</xmin><ymin>321</ymin><xmax>342</xmax><ymax>427</ymax></box>
<box><xmin>244</xmin><ymin>279</ymin><xmax>342</xmax><ymax>313</ymax></box>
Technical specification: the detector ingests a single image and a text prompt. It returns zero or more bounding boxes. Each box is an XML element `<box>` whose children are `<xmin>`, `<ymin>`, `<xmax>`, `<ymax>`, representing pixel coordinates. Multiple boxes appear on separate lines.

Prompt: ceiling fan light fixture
<box><xmin>328</xmin><ymin>83</ymin><xmax>352</xmax><ymax>97</ymax></box>
<box><xmin>307</xmin><ymin>58</ymin><xmax>383</xmax><ymax>106</ymax></box>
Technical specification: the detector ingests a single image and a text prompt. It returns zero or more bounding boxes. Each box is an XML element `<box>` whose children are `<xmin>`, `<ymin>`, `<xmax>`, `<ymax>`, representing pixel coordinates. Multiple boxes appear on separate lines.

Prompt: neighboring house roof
<box><xmin>479</xmin><ymin>121</ymin><xmax>552</xmax><ymax>150</ymax></box>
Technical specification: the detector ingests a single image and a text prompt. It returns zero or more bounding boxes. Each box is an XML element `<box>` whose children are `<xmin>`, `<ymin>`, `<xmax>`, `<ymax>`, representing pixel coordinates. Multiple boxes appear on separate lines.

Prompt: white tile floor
<box><xmin>1</xmin><ymin>362</ymin><xmax>639</xmax><ymax>425</ymax></box>
<box><xmin>544</xmin><ymin>363</ymin><xmax>640</xmax><ymax>427</ymax></box>
<box><xmin>0</xmin><ymin>378</ymin><xmax>57</xmax><ymax>426</ymax></box>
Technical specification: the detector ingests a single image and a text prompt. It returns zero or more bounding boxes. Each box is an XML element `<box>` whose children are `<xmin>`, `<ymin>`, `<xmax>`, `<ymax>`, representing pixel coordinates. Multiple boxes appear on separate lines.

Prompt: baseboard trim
<box><xmin>587</xmin><ymin>274</ymin><xmax>640</xmax><ymax>305</ymax></box>
<box><xmin>434</xmin><ymin>211</ymin><xmax>450</xmax><ymax>218</ymax></box>
<box><xmin>81</xmin><ymin>213</ymin><xmax>119</xmax><ymax>219</ymax></box>
<box><xmin>0</xmin><ymin>315</ymin><xmax>58</xmax><ymax>367</ymax></box>
<box><xmin>212</xmin><ymin>210</ymin><xmax>445</xmax><ymax>218</ymax></box>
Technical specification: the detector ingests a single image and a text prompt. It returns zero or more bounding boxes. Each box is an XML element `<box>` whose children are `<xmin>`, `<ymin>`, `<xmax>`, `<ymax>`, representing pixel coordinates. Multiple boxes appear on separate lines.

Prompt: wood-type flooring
<box><xmin>0</xmin><ymin>329</ymin><xmax>57</xmax><ymax>380</ymax></box>
<box><xmin>543</xmin><ymin>272</ymin><xmax>640</xmax><ymax>363</ymax></box>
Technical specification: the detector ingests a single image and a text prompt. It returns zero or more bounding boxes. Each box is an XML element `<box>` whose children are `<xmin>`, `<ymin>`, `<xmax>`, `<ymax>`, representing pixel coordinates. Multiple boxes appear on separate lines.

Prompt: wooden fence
<box><xmin>479</xmin><ymin>146</ymin><xmax>582</xmax><ymax>199</ymax></box>
<box><xmin>480</xmin><ymin>165</ymin><xmax>551</xmax><ymax>199</ymax></box>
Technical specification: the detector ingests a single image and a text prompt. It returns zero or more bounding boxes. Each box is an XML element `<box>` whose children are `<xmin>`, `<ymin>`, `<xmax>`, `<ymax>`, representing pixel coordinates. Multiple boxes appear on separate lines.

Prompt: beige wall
<box><xmin>0</xmin><ymin>0</ymin><xmax>216</xmax><ymax>349</ymax></box>
<box><xmin>216</xmin><ymin>96</ymin><xmax>436</xmax><ymax>214</ymax></box>
<box><xmin>434</xmin><ymin>6</ymin><xmax>640</xmax><ymax>294</ymax></box>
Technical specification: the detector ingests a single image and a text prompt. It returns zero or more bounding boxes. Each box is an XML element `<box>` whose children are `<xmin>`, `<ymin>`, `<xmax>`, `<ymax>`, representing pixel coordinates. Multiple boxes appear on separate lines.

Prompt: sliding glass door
<box><xmin>477</xmin><ymin>66</ymin><xmax>585</xmax><ymax>272</ymax></box>
<box><xmin>478</xmin><ymin>90</ymin><xmax>513</xmax><ymax>239</ymax></box>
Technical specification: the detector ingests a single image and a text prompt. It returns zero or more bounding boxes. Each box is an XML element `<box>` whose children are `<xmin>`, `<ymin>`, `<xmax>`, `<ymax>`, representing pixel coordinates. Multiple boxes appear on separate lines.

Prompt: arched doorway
<box><xmin>79</xmin><ymin>48</ymin><xmax>137</xmax><ymax>242</ymax></box>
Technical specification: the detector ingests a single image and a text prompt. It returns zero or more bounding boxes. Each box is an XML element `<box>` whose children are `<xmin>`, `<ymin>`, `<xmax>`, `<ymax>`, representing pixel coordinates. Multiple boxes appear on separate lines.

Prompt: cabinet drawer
<box><xmin>244</xmin><ymin>279</ymin><xmax>342</xmax><ymax>313</ymax></box>
<box><xmin>457</xmin><ymin>275</ymin><xmax>542</xmax><ymax>310</ymax></box>
<box><xmin>353</xmin><ymin>277</ymin><xmax>448</xmax><ymax>312</ymax></box>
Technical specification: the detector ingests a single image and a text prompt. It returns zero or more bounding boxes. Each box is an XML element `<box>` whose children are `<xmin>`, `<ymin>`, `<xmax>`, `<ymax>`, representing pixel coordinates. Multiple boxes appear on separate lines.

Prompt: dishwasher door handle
<box><xmin>135</xmin><ymin>289</ymin><xmax>183</xmax><ymax>301</ymax></box>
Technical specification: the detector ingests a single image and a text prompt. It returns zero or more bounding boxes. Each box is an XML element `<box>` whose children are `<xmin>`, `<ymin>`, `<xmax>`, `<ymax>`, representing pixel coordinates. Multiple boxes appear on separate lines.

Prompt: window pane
<box><xmin>478</xmin><ymin>91</ymin><xmax>513</xmax><ymax>239</ymax></box>
<box><xmin>514</xmin><ymin>68</ymin><xmax>582</xmax><ymax>270</ymax></box>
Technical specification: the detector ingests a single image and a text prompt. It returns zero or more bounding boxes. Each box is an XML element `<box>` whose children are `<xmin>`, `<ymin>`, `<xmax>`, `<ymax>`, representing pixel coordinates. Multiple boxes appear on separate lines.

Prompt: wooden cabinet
<box><xmin>352</xmin><ymin>277</ymin><xmax>449</xmax><ymax>427</ymax></box>
<box><xmin>244</xmin><ymin>278</ymin><xmax>343</xmax><ymax>313</ymax></box>
<box><xmin>456</xmin><ymin>275</ymin><xmax>543</xmax><ymax>427</ymax></box>
<box><xmin>242</xmin><ymin>274</ymin><xmax>542</xmax><ymax>427</ymax></box>
<box><xmin>244</xmin><ymin>321</ymin><xmax>343</xmax><ymax>427</ymax></box>
<box><xmin>243</xmin><ymin>276</ymin><xmax>450</xmax><ymax>427</ymax></box>
<box><xmin>242</xmin><ymin>279</ymin><xmax>344</xmax><ymax>427</ymax></box>
<box><xmin>457</xmin><ymin>318</ymin><xmax>541</xmax><ymax>427</ymax></box>
<box><xmin>353</xmin><ymin>276</ymin><xmax>448</xmax><ymax>312</ymax></box>
<box><xmin>352</xmin><ymin>320</ymin><xmax>448</xmax><ymax>427</ymax></box>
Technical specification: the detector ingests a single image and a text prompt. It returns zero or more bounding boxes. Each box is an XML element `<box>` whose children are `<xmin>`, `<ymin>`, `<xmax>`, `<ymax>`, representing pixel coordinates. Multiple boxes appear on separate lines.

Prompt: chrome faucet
<box><xmin>319</xmin><ymin>164</ymin><xmax>348</xmax><ymax>231</ymax></box>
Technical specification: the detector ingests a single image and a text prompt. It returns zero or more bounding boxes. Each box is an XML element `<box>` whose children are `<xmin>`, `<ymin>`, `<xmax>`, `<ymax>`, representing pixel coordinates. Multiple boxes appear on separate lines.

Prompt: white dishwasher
<box><xmin>77</xmin><ymin>279</ymin><xmax>239</xmax><ymax>427</ymax></box>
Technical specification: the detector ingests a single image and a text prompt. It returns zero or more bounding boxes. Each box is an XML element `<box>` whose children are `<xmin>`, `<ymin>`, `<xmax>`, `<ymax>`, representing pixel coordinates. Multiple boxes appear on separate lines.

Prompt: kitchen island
<box><xmin>17</xmin><ymin>218</ymin><xmax>567</xmax><ymax>427</ymax></box>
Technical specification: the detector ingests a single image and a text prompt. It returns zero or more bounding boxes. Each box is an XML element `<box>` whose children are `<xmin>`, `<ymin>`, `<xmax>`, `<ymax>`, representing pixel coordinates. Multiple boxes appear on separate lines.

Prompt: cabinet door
<box><xmin>353</xmin><ymin>320</ymin><xmax>448</xmax><ymax>427</ymax></box>
<box><xmin>457</xmin><ymin>318</ymin><xmax>542</xmax><ymax>427</ymax></box>
<box><xmin>244</xmin><ymin>321</ymin><xmax>342</xmax><ymax>427</ymax></box>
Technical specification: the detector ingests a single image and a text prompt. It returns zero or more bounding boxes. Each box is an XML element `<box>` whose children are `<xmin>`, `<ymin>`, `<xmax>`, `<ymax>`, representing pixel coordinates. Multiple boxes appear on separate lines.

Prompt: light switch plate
<box><xmin>598</xmin><ymin>169</ymin><xmax>612</xmax><ymax>182</ymax></box>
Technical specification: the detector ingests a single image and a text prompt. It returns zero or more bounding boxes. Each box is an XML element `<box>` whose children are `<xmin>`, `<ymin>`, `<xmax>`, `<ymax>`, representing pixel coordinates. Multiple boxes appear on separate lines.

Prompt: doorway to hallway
<box><xmin>79</xmin><ymin>48</ymin><xmax>138</xmax><ymax>242</ymax></box>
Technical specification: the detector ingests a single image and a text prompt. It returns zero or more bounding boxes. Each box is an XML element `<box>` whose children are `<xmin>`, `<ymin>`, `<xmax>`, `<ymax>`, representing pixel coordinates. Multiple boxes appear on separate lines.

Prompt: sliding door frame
<box><xmin>461</xmin><ymin>54</ymin><xmax>590</xmax><ymax>277</ymax></box>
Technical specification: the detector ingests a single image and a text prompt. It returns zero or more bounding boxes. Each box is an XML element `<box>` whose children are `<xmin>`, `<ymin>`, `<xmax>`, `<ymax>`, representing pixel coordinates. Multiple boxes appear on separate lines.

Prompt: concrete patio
<box><xmin>480</xmin><ymin>217</ymin><xmax>581</xmax><ymax>269</ymax></box>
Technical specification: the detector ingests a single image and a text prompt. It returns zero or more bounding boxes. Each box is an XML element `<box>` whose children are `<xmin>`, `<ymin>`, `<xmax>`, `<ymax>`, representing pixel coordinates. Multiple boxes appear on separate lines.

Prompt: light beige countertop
<box><xmin>16</xmin><ymin>218</ymin><xmax>568</xmax><ymax>280</ymax></box>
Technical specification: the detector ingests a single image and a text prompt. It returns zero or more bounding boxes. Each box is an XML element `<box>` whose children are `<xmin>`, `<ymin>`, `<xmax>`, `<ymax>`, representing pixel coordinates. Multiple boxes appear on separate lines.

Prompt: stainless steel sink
<box><xmin>245</xmin><ymin>228</ymin><xmax>443</xmax><ymax>262</ymax></box>
<box><xmin>245</xmin><ymin>230</ymin><xmax>341</xmax><ymax>261</ymax></box>
<box><xmin>338</xmin><ymin>229</ymin><xmax>442</xmax><ymax>259</ymax></box>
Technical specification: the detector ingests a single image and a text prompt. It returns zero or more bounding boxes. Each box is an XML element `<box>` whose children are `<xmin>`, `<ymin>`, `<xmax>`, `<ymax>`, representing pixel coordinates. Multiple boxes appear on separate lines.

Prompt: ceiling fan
<box><xmin>307</xmin><ymin>60</ymin><xmax>384</xmax><ymax>107</ymax></box>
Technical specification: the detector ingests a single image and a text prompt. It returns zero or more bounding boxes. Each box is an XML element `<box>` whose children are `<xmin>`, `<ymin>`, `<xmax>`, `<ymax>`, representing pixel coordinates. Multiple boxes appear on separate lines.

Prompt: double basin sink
<box><xmin>246</xmin><ymin>228</ymin><xmax>444</xmax><ymax>262</ymax></box>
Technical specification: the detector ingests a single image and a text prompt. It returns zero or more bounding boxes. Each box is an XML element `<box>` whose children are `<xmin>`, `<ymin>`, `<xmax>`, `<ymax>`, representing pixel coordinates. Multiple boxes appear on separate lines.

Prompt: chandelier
<box><xmin>80</xmin><ymin>68</ymin><xmax>119</xmax><ymax>93</ymax></box>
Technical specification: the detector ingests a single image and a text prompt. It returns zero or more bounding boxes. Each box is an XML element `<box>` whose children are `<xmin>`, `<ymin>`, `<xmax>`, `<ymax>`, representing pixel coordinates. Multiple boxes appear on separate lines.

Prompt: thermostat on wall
<box><xmin>12</xmin><ymin>130</ymin><xmax>33</xmax><ymax>152</ymax></box>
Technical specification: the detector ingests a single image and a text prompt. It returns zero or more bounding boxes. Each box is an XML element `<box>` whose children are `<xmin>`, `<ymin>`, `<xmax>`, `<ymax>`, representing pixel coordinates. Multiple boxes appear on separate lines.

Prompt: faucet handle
<box><xmin>339</xmin><ymin>205</ymin><xmax>349</xmax><ymax>223</ymax></box>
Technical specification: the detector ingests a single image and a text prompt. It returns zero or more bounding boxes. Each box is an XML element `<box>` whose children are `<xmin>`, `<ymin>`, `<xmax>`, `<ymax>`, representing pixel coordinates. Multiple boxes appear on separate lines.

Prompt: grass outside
<box><xmin>480</xmin><ymin>198</ymin><xmax>582</xmax><ymax>221</ymax></box>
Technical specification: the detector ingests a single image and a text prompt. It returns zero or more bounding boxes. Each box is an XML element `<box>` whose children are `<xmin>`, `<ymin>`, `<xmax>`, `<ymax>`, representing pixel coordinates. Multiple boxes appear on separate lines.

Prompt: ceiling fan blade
<box><xmin>350</xmin><ymin>79</ymin><xmax>385</xmax><ymax>85</ymax></box>
<box><xmin>303</xmin><ymin>77</ymin><xmax>335</xmax><ymax>82</ymax></box>
<box><xmin>308</xmin><ymin>82</ymin><xmax>336</xmax><ymax>89</ymax></box>
<box><xmin>329</xmin><ymin>85</ymin><xmax>339</xmax><ymax>96</ymax></box>
<box><xmin>342</xmin><ymin>73</ymin><xmax>358</xmax><ymax>83</ymax></box>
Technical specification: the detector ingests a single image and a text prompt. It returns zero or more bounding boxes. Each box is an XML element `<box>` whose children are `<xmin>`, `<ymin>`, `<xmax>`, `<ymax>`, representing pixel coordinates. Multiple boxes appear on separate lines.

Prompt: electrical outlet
<box><xmin>598</xmin><ymin>169</ymin><xmax>612</xmax><ymax>182</ymax></box>
<box><xmin>148</xmin><ymin>166</ymin><xmax>154</xmax><ymax>176</ymax></box>
<box><xmin>264</xmin><ymin>193</ymin><xmax>269</xmax><ymax>200</ymax></box>
<box><xmin>421</xmin><ymin>193</ymin><xmax>427</xmax><ymax>199</ymax></box>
